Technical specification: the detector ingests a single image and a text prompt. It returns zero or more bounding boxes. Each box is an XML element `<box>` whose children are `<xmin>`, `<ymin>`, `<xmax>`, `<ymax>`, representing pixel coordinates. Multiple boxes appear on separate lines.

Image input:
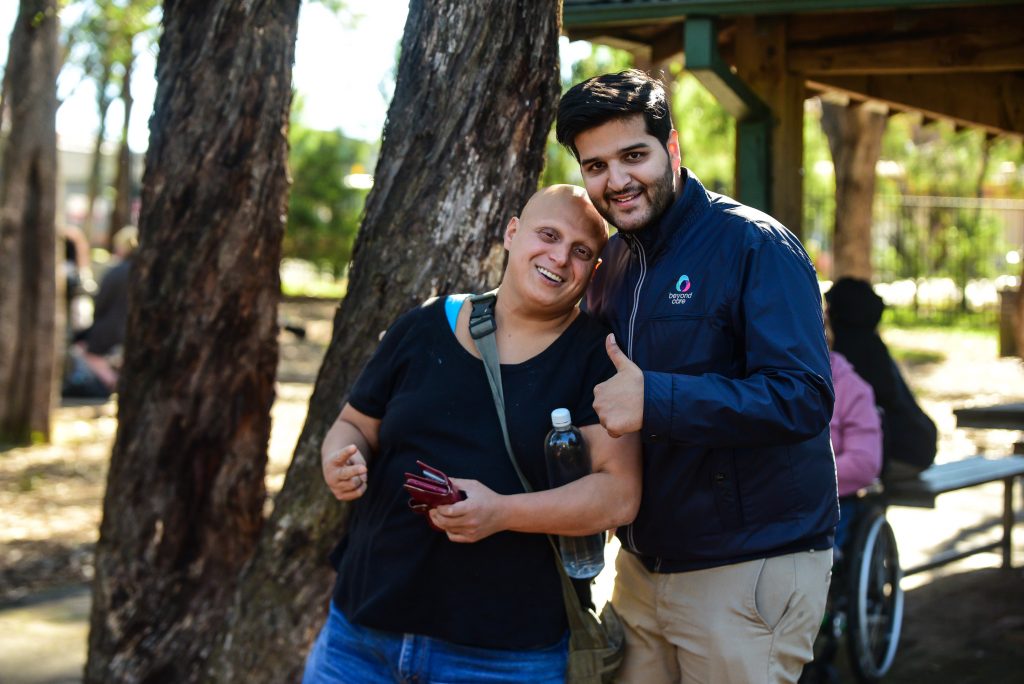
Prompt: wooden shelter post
<box><xmin>733</xmin><ymin>16</ymin><xmax>805</xmax><ymax>238</ymax></box>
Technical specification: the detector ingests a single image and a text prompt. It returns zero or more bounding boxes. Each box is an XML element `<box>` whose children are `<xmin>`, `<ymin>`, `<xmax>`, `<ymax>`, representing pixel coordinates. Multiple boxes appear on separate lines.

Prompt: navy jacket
<box><xmin>586</xmin><ymin>170</ymin><xmax>838</xmax><ymax>572</ymax></box>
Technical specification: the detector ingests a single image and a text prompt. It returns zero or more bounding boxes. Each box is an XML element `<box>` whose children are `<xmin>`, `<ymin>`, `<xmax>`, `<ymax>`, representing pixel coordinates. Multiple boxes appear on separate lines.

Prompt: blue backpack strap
<box><xmin>445</xmin><ymin>294</ymin><xmax>471</xmax><ymax>333</ymax></box>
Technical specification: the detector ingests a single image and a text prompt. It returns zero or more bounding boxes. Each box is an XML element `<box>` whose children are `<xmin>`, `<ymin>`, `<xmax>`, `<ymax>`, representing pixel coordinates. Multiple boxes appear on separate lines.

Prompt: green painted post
<box><xmin>736</xmin><ymin>119</ymin><xmax>771</xmax><ymax>213</ymax></box>
<box><xmin>683</xmin><ymin>16</ymin><xmax>772</xmax><ymax>213</ymax></box>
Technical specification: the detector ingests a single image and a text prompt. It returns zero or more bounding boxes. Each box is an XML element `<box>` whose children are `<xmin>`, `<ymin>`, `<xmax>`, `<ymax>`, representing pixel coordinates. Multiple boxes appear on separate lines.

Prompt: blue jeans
<box><xmin>302</xmin><ymin>602</ymin><xmax>568</xmax><ymax>683</ymax></box>
<box><xmin>834</xmin><ymin>498</ymin><xmax>862</xmax><ymax>561</ymax></box>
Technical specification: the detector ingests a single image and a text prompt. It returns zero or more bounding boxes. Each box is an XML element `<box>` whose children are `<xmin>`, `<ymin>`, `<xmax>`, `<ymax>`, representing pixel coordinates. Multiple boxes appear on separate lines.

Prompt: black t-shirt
<box><xmin>332</xmin><ymin>297</ymin><xmax>614</xmax><ymax>650</ymax></box>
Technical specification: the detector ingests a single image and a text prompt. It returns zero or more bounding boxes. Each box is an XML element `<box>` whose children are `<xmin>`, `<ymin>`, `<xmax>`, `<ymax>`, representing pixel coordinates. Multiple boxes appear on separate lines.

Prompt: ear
<box><xmin>667</xmin><ymin>129</ymin><xmax>681</xmax><ymax>172</ymax></box>
<box><xmin>503</xmin><ymin>217</ymin><xmax>519</xmax><ymax>249</ymax></box>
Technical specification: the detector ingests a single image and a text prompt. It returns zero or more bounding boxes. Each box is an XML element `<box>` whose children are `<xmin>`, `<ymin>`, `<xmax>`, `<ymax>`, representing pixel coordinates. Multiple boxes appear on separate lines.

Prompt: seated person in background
<box><xmin>63</xmin><ymin>226</ymin><xmax>138</xmax><ymax>398</ymax></box>
<box><xmin>825</xmin><ymin>277</ymin><xmax>938</xmax><ymax>481</ymax></box>
<box><xmin>828</xmin><ymin>341</ymin><xmax>883</xmax><ymax>555</ymax></box>
<box><xmin>60</xmin><ymin>223</ymin><xmax>96</xmax><ymax>335</ymax></box>
<box><xmin>304</xmin><ymin>185</ymin><xmax>642</xmax><ymax>683</ymax></box>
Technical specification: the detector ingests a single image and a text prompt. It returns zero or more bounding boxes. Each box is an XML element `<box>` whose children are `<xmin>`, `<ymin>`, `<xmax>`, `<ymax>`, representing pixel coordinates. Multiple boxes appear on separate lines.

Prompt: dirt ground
<box><xmin>1</xmin><ymin>299</ymin><xmax>1023</xmax><ymax>683</ymax></box>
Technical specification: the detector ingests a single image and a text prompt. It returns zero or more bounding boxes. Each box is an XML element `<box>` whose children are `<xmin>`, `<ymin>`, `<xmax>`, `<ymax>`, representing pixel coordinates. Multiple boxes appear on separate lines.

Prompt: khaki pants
<box><xmin>611</xmin><ymin>547</ymin><xmax>832</xmax><ymax>684</ymax></box>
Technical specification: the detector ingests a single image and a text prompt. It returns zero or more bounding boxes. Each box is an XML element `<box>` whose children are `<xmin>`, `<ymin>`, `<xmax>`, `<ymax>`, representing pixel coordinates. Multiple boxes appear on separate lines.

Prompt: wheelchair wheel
<box><xmin>845</xmin><ymin>508</ymin><xmax>903</xmax><ymax>683</ymax></box>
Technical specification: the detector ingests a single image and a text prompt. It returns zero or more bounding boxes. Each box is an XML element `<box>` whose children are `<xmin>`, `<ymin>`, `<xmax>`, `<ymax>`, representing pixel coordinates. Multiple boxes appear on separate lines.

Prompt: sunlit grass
<box><xmin>281</xmin><ymin>278</ymin><xmax>347</xmax><ymax>300</ymax></box>
<box><xmin>891</xmin><ymin>346</ymin><xmax>946</xmax><ymax>366</ymax></box>
<box><xmin>280</xmin><ymin>258</ymin><xmax>348</xmax><ymax>299</ymax></box>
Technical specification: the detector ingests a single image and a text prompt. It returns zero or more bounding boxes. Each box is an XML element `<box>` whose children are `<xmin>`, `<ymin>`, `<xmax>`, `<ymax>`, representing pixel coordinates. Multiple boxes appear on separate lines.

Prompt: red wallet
<box><xmin>404</xmin><ymin>460</ymin><xmax>466</xmax><ymax>530</ymax></box>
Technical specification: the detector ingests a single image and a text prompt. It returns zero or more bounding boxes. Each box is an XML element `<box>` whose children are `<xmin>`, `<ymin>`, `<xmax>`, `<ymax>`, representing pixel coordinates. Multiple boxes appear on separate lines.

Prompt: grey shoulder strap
<box><xmin>466</xmin><ymin>291</ymin><xmax>591</xmax><ymax>627</ymax></box>
<box><xmin>467</xmin><ymin>291</ymin><xmax>532</xmax><ymax>493</ymax></box>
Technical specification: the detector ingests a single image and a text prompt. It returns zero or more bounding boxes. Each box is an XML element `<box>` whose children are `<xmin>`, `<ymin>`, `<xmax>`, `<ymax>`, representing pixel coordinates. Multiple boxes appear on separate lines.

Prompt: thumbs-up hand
<box><xmin>593</xmin><ymin>333</ymin><xmax>644</xmax><ymax>438</ymax></box>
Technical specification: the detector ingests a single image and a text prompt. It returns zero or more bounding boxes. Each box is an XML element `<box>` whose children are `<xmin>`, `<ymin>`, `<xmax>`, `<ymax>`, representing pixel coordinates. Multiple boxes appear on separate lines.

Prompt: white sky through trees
<box><xmin>0</xmin><ymin>1</ymin><xmax>590</xmax><ymax>152</ymax></box>
<box><xmin>0</xmin><ymin>0</ymin><xmax>409</xmax><ymax>150</ymax></box>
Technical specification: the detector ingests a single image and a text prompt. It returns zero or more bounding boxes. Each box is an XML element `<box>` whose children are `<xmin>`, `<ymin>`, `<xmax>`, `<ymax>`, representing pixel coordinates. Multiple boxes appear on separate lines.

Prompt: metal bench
<box><xmin>884</xmin><ymin>454</ymin><xmax>1024</xmax><ymax>575</ymax></box>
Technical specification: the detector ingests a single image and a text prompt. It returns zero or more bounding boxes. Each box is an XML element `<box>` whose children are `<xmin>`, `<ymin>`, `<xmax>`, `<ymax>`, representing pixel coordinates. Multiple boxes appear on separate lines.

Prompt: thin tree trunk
<box><xmin>821</xmin><ymin>100</ymin><xmax>887</xmax><ymax>281</ymax></box>
<box><xmin>84</xmin><ymin>1</ymin><xmax>301</xmax><ymax>681</ymax></box>
<box><xmin>0</xmin><ymin>0</ymin><xmax>59</xmax><ymax>446</ymax></box>
<box><xmin>109</xmin><ymin>53</ymin><xmax>134</xmax><ymax>238</ymax></box>
<box><xmin>83</xmin><ymin>60</ymin><xmax>113</xmax><ymax>244</ymax></box>
<box><xmin>209</xmin><ymin>1</ymin><xmax>563</xmax><ymax>681</ymax></box>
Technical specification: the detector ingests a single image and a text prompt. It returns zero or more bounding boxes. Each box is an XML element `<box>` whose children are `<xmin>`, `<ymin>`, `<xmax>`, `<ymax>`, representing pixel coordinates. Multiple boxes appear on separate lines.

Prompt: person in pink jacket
<box><xmin>829</xmin><ymin>350</ymin><xmax>883</xmax><ymax>553</ymax></box>
<box><xmin>831</xmin><ymin>350</ymin><xmax>883</xmax><ymax>497</ymax></box>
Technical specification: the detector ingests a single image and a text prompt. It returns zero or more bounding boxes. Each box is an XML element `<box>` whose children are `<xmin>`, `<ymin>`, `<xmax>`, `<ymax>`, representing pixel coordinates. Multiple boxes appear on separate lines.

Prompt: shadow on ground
<box><xmin>881</xmin><ymin>567</ymin><xmax>1024</xmax><ymax>684</ymax></box>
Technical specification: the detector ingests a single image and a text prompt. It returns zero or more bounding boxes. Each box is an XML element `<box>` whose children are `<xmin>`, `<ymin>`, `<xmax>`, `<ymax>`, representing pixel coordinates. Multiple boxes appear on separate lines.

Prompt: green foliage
<box><xmin>64</xmin><ymin>0</ymin><xmax>160</xmax><ymax>105</ymax></box>
<box><xmin>807</xmin><ymin>102</ymin><xmax>1022</xmax><ymax>293</ymax></box>
<box><xmin>286</xmin><ymin>103</ymin><xmax>375</xmax><ymax>276</ymax></box>
<box><xmin>280</xmin><ymin>270</ymin><xmax>348</xmax><ymax>300</ymax></box>
<box><xmin>802</xmin><ymin>100</ymin><xmax>835</xmax><ymax>272</ymax></box>
<box><xmin>879</xmin><ymin>115</ymin><xmax>1024</xmax><ymax>205</ymax></box>
<box><xmin>541</xmin><ymin>43</ymin><xmax>632</xmax><ymax>188</ymax></box>
<box><xmin>664</xmin><ymin>63</ymin><xmax>733</xmax><ymax>195</ymax></box>
<box><xmin>873</xmin><ymin>115</ymin><xmax>1018</xmax><ymax>293</ymax></box>
<box><xmin>888</xmin><ymin>345</ymin><xmax>945</xmax><ymax>367</ymax></box>
<box><xmin>883</xmin><ymin>306</ymin><xmax>999</xmax><ymax>335</ymax></box>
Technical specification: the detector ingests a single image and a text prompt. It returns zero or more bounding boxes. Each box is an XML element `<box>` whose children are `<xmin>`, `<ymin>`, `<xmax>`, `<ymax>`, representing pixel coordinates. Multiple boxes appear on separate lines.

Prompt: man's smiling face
<box><xmin>502</xmin><ymin>186</ymin><xmax>607</xmax><ymax>313</ymax></box>
<box><xmin>574</xmin><ymin>114</ymin><xmax>681</xmax><ymax>233</ymax></box>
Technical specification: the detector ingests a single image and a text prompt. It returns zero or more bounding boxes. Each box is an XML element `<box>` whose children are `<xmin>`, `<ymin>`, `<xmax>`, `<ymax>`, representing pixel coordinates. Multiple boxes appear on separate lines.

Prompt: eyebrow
<box><xmin>580</xmin><ymin>142</ymin><xmax>651</xmax><ymax>167</ymax></box>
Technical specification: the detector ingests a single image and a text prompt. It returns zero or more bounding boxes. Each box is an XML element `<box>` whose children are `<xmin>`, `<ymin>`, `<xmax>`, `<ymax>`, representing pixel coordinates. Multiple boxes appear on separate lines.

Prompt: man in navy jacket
<box><xmin>557</xmin><ymin>70</ymin><xmax>838</xmax><ymax>683</ymax></box>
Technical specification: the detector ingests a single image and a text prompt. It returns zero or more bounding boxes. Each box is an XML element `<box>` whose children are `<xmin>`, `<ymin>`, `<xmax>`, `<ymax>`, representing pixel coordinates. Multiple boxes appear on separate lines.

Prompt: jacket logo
<box><xmin>669</xmin><ymin>274</ymin><xmax>693</xmax><ymax>304</ymax></box>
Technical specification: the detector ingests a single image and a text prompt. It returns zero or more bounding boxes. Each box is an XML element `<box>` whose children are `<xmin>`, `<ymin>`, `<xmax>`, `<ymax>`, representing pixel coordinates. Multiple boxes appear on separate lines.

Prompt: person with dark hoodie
<box><xmin>824</xmin><ymin>277</ymin><xmax>938</xmax><ymax>479</ymax></box>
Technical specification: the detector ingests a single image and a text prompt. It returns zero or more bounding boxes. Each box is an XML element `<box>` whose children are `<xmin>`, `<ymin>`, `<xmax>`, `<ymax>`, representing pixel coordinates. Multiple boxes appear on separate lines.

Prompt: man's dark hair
<box><xmin>556</xmin><ymin>69</ymin><xmax>673</xmax><ymax>160</ymax></box>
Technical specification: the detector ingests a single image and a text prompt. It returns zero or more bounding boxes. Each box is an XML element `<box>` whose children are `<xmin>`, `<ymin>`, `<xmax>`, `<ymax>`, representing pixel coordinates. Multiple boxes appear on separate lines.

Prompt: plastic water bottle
<box><xmin>544</xmin><ymin>408</ymin><xmax>605</xmax><ymax>579</ymax></box>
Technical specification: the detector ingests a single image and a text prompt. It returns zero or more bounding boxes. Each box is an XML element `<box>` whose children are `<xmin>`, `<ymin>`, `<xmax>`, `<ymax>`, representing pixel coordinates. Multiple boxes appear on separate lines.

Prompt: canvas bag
<box><xmin>467</xmin><ymin>292</ymin><xmax>625</xmax><ymax>683</ymax></box>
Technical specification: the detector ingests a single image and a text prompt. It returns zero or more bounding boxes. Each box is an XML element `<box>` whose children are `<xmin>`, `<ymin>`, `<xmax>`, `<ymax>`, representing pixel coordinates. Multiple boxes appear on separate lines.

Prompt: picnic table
<box><xmin>953</xmin><ymin>402</ymin><xmax>1024</xmax><ymax>453</ymax></box>
<box><xmin>884</xmin><ymin>401</ymin><xmax>1024</xmax><ymax>575</ymax></box>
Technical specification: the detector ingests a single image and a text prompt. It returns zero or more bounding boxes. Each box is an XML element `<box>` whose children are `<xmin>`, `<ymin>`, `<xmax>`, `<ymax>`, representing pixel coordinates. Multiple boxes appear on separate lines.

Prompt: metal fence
<box><xmin>805</xmin><ymin>192</ymin><xmax>1024</xmax><ymax>323</ymax></box>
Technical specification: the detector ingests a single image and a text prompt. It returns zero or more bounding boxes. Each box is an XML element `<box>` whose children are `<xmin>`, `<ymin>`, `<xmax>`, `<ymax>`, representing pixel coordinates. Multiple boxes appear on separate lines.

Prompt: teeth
<box><xmin>536</xmin><ymin>266</ymin><xmax>564</xmax><ymax>282</ymax></box>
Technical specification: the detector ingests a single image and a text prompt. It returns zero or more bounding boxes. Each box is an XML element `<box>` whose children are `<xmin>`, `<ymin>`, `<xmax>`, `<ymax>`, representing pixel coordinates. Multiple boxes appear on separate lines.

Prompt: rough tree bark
<box><xmin>821</xmin><ymin>100</ymin><xmax>887</xmax><ymax>281</ymax></box>
<box><xmin>0</xmin><ymin>0</ymin><xmax>59</xmax><ymax>446</ymax></box>
<box><xmin>84</xmin><ymin>1</ymin><xmax>301</xmax><ymax>681</ymax></box>
<box><xmin>209</xmin><ymin>1</ymin><xmax>563</xmax><ymax>681</ymax></box>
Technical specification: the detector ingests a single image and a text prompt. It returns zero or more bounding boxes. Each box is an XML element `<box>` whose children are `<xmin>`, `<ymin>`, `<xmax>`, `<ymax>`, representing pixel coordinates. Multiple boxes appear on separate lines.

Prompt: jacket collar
<box><xmin>619</xmin><ymin>168</ymin><xmax>711</xmax><ymax>261</ymax></box>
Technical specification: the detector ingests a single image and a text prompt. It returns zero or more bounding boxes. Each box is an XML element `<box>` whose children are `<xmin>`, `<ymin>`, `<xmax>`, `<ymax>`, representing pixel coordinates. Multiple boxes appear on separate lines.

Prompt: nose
<box><xmin>607</xmin><ymin>162</ymin><xmax>632</xmax><ymax>192</ymax></box>
<box><xmin>549</xmin><ymin>244</ymin><xmax>570</xmax><ymax>267</ymax></box>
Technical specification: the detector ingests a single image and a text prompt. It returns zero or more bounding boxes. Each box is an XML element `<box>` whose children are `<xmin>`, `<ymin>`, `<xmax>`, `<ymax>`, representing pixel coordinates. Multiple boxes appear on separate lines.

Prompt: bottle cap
<box><xmin>551</xmin><ymin>408</ymin><xmax>572</xmax><ymax>428</ymax></box>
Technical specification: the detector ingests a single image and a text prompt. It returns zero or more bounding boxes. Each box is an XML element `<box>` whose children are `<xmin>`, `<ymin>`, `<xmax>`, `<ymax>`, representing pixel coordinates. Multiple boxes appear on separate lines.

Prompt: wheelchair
<box><xmin>801</xmin><ymin>489</ymin><xmax>904</xmax><ymax>683</ymax></box>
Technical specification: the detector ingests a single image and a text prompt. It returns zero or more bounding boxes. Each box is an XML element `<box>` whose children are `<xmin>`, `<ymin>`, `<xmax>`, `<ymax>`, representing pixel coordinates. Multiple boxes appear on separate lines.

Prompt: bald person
<box><xmin>305</xmin><ymin>186</ymin><xmax>641</xmax><ymax>683</ymax></box>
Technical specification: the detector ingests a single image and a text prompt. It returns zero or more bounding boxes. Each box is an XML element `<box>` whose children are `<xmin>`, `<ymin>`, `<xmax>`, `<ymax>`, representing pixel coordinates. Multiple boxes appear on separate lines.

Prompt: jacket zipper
<box><xmin>626</xmin><ymin>240</ymin><xmax>647</xmax><ymax>359</ymax></box>
<box><xmin>623</xmin><ymin>237</ymin><xmax>647</xmax><ymax>555</ymax></box>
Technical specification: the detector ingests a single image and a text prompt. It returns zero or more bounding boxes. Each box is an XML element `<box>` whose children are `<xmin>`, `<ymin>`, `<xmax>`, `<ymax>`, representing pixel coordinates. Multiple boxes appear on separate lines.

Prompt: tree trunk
<box><xmin>0</xmin><ymin>0</ymin><xmax>59</xmax><ymax>446</ymax></box>
<box><xmin>209</xmin><ymin>1</ymin><xmax>562</xmax><ymax>681</ymax></box>
<box><xmin>84</xmin><ymin>1</ymin><xmax>301</xmax><ymax>681</ymax></box>
<box><xmin>821</xmin><ymin>100</ymin><xmax>887</xmax><ymax>281</ymax></box>
<box><xmin>83</xmin><ymin>59</ymin><xmax>113</xmax><ymax>244</ymax></box>
<box><xmin>109</xmin><ymin>53</ymin><xmax>135</xmax><ymax>239</ymax></box>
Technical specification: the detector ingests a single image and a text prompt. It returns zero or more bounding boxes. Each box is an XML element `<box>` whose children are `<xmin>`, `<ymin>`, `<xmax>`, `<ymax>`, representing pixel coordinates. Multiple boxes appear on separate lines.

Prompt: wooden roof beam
<box><xmin>649</xmin><ymin>23</ymin><xmax>687</xmax><ymax>64</ymax></box>
<box><xmin>808</xmin><ymin>72</ymin><xmax>1024</xmax><ymax>137</ymax></box>
<box><xmin>790</xmin><ymin>30</ymin><xmax>1024</xmax><ymax>75</ymax></box>
<box><xmin>787</xmin><ymin>6</ymin><xmax>1024</xmax><ymax>74</ymax></box>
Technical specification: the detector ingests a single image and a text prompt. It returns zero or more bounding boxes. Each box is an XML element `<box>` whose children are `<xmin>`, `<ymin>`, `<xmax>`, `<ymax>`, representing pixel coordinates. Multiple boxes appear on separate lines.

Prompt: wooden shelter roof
<box><xmin>564</xmin><ymin>0</ymin><xmax>1024</xmax><ymax>137</ymax></box>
